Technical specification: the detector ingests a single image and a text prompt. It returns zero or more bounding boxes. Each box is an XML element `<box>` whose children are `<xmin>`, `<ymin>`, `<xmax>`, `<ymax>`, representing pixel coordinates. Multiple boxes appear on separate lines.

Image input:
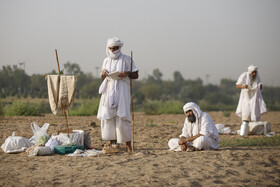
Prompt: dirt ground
<box><xmin>0</xmin><ymin>111</ymin><xmax>279</xmax><ymax>186</ymax></box>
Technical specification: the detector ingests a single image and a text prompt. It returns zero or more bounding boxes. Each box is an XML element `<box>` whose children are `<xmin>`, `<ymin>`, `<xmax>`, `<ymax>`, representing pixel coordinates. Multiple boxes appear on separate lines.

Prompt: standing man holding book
<box><xmin>97</xmin><ymin>37</ymin><xmax>138</xmax><ymax>152</ymax></box>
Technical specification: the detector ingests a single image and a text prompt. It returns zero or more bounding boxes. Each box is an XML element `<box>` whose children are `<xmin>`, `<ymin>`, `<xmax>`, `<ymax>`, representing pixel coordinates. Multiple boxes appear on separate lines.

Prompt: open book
<box><xmin>105</xmin><ymin>70</ymin><xmax>121</xmax><ymax>80</ymax></box>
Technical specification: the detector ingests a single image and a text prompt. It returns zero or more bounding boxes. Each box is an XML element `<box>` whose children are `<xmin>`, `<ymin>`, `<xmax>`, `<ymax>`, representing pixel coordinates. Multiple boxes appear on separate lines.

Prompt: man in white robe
<box><xmin>236</xmin><ymin>65</ymin><xmax>267</xmax><ymax>136</ymax></box>
<box><xmin>168</xmin><ymin>102</ymin><xmax>220</xmax><ymax>151</ymax></box>
<box><xmin>97</xmin><ymin>37</ymin><xmax>138</xmax><ymax>151</ymax></box>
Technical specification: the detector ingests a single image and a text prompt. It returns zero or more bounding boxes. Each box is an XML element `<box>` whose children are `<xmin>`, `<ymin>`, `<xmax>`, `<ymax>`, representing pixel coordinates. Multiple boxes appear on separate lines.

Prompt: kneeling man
<box><xmin>168</xmin><ymin>102</ymin><xmax>220</xmax><ymax>151</ymax></box>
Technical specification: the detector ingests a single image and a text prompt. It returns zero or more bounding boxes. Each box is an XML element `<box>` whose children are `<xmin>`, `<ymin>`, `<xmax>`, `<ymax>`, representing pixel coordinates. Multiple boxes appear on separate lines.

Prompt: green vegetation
<box><xmin>5</xmin><ymin>101</ymin><xmax>43</xmax><ymax>116</ymax></box>
<box><xmin>1</xmin><ymin>63</ymin><xmax>280</xmax><ymax>116</ymax></box>
<box><xmin>220</xmin><ymin>136</ymin><xmax>280</xmax><ymax>147</ymax></box>
<box><xmin>143</xmin><ymin>100</ymin><xmax>184</xmax><ymax>115</ymax></box>
<box><xmin>0</xmin><ymin>102</ymin><xmax>4</xmax><ymax>120</ymax></box>
<box><xmin>69</xmin><ymin>100</ymin><xmax>99</xmax><ymax>116</ymax></box>
<box><xmin>144</xmin><ymin>119</ymin><xmax>157</xmax><ymax>127</ymax></box>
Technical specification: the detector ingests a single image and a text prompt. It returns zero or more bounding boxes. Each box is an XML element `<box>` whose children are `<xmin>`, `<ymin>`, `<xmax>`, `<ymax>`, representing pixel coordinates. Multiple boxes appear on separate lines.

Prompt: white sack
<box><xmin>51</xmin><ymin>130</ymin><xmax>84</xmax><ymax>146</ymax></box>
<box><xmin>1</xmin><ymin>132</ymin><xmax>32</xmax><ymax>153</ymax></box>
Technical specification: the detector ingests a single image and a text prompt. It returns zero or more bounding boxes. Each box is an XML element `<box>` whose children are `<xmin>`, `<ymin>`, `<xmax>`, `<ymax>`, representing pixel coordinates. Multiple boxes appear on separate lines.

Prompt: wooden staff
<box><xmin>130</xmin><ymin>51</ymin><xmax>135</xmax><ymax>152</ymax></box>
<box><xmin>55</xmin><ymin>49</ymin><xmax>61</xmax><ymax>74</ymax></box>
<box><xmin>55</xmin><ymin>49</ymin><xmax>70</xmax><ymax>136</ymax></box>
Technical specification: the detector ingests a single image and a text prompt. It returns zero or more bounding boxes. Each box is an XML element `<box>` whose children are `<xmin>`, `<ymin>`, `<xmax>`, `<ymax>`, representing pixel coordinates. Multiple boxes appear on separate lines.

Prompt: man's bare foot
<box><xmin>110</xmin><ymin>140</ymin><xmax>117</xmax><ymax>145</ymax></box>
<box><xmin>186</xmin><ymin>146</ymin><xmax>195</xmax><ymax>152</ymax></box>
<box><xmin>181</xmin><ymin>144</ymin><xmax>187</xmax><ymax>151</ymax></box>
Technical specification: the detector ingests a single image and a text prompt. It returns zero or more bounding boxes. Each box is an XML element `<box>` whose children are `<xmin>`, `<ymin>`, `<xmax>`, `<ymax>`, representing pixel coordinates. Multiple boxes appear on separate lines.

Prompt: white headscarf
<box><xmin>183</xmin><ymin>102</ymin><xmax>202</xmax><ymax>118</ymax></box>
<box><xmin>106</xmin><ymin>37</ymin><xmax>124</xmax><ymax>60</ymax></box>
<box><xmin>246</xmin><ymin>65</ymin><xmax>260</xmax><ymax>90</ymax></box>
<box><xmin>182</xmin><ymin>102</ymin><xmax>202</xmax><ymax>136</ymax></box>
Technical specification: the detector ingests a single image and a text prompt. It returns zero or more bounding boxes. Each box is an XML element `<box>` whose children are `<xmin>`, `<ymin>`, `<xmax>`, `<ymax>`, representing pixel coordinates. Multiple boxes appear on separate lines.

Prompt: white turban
<box><xmin>106</xmin><ymin>37</ymin><xmax>124</xmax><ymax>48</ymax></box>
<box><xmin>248</xmin><ymin>65</ymin><xmax>258</xmax><ymax>74</ymax></box>
<box><xmin>106</xmin><ymin>37</ymin><xmax>123</xmax><ymax>60</ymax></box>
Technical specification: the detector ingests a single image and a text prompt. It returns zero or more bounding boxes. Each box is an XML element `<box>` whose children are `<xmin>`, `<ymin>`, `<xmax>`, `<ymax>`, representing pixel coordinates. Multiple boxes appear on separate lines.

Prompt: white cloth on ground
<box><xmin>171</xmin><ymin>102</ymin><xmax>220</xmax><ymax>150</ymax></box>
<box><xmin>236</xmin><ymin>70</ymin><xmax>267</xmax><ymax>121</ymax></box>
<box><xmin>68</xmin><ymin>149</ymin><xmax>103</xmax><ymax>157</ymax></box>
<box><xmin>46</xmin><ymin>75</ymin><xmax>77</xmax><ymax>115</ymax></box>
<box><xmin>101</xmin><ymin>116</ymin><xmax>132</xmax><ymax>143</ymax></box>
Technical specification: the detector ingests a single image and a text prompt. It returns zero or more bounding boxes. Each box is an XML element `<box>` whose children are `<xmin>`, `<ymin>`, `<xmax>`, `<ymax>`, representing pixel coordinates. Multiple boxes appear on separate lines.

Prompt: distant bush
<box><xmin>5</xmin><ymin>101</ymin><xmax>42</xmax><ymax>116</ymax></box>
<box><xmin>0</xmin><ymin>102</ymin><xmax>4</xmax><ymax>118</ymax></box>
<box><xmin>38</xmin><ymin>101</ymin><xmax>52</xmax><ymax>114</ymax></box>
<box><xmin>69</xmin><ymin>100</ymin><xmax>99</xmax><ymax>116</ymax></box>
<box><xmin>143</xmin><ymin>100</ymin><xmax>184</xmax><ymax>115</ymax></box>
<box><xmin>198</xmin><ymin>100</ymin><xmax>236</xmax><ymax>111</ymax></box>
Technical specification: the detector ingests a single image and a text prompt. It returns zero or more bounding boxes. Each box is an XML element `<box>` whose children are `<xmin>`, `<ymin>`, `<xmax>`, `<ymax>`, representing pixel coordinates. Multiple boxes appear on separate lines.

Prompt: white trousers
<box><xmin>101</xmin><ymin>116</ymin><xmax>131</xmax><ymax>143</ymax></box>
<box><xmin>168</xmin><ymin>136</ymin><xmax>218</xmax><ymax>151</ymax></box>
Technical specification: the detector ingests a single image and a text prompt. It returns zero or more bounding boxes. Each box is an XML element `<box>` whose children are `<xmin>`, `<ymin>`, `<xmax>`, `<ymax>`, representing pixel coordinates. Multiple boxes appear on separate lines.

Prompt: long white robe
<box><xmin>236</xmin><ymin>72</ymin><xmax>267</xmax><ymax>121</ymax></box>
<box><xmin>169</xmin><ymin>102</ymin><xmax>220</xmax><ymax>151</ymax></box>
<box><xmin>97</xmin><ymin>54</ymin><xmax>137</xmax><ymax>143</ymax></box>
<box><xmin>97</xmin><ymin>54</ymin><xmax>138</xmax><ymax>121</ymax></box>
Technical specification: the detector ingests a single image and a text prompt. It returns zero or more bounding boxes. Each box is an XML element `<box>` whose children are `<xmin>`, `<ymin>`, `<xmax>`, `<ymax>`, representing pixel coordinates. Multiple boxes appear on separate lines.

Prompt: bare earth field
<box><xmin>0</xmin><ymin>111</ymin><xmax>280</xmax><ymax>186</ymax></box>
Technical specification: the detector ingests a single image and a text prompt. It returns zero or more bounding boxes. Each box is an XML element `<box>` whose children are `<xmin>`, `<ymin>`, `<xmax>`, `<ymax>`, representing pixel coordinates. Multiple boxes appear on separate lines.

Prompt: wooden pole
<box><xmin>130</xmin><ymin>51</ymin><xmax>134</xmax><ymax>152</ymax></box>
<box><xmin>55</xmin><ymin>49</ymin><xmax>70</xmax><ymax>136</ymax></box>
<box><xmin>55</xmin><ymin>49</ymin><xmax>61</xmax><ymax>74</ymax></box>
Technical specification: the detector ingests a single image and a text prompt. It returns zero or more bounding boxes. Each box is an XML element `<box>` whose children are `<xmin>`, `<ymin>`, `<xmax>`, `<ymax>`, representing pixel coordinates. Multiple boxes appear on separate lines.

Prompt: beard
<box><xmin>250</xmin><ymin>73</ymin><xmax>257</xmax><ymax>82</ymax></box>
<box><xmin>188</xmin><ymin>113</ymin><xmax>196</xmax><ymax>123</ymax></box>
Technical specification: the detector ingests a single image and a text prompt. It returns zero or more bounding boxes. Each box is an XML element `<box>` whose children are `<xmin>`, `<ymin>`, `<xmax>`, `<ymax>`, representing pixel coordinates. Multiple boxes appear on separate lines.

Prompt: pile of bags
<box><xmin>1</xmin><ymin>122</ymin><xmax>91</xmax><ymax>156</ymax></box>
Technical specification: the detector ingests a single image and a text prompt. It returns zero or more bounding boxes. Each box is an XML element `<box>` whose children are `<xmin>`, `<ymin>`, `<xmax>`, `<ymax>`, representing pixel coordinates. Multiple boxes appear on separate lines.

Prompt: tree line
<box><xmin>1</xmin><ymin>63</ymin><xmax>280</xmax><ymax>112</ymax></box>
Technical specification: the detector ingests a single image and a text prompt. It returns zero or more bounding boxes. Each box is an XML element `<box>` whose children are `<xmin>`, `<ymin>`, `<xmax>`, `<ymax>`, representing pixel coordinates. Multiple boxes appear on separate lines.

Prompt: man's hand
<box><xmin>118</xmin><ymin>71</ymin><xmax>128</xmax><ymax>78</ymax></box>
<box><xmin>236</xmin><ymin>84</ymin><xmax>248</xmax><ymax>89</ymax></box>
<box><xmin>178</xmin><ymin>137</ymin><xmax>187</xmax><ymax>145</ymax></box>
<box><xmin>101</xmin><ymin>69</ymin><xmax>107</xmax><ymax>78</ymax></box>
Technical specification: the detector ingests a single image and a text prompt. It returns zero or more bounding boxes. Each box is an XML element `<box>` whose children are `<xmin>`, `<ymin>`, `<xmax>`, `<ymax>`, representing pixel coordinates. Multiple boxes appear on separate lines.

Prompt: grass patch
<box><xmin>222</xmin><ymin>111</ymin><xmax>231</xmax><ymax>117</ymax></box>
<box><xmin>220</xmin><ymin>135</ymin><xmax>280</xmax><ymax>147</ymax></box>
<box><xmin>144</xmin><ymin>119</ymin><xmax>157</xmax><ymax>127</ymax></box>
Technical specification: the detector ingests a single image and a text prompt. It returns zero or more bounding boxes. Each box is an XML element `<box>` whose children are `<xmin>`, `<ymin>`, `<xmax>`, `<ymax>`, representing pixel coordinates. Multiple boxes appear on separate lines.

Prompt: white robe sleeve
<box><xmin>124</xmin><ymin>55</ymin><xmax>138</xmax><ymax>72</ymax></box>
<box><xmin>179</xmin><ymin>118</ymin><xmax>190</xmax><ymax>138</ymax></box>
<box><xmin>101</xmin><ymin>58</ymin><xmax>108</xmax><ymax>74</ymax></box>
<box><xmin>199</xmin><ymin>113</ymin><xmax>217</xmax><ymax>138</ymax></box>
<box><xmin>236</xmin><ymin>72</ymin><xmax>247</xmax><ymax>85</ymax></box>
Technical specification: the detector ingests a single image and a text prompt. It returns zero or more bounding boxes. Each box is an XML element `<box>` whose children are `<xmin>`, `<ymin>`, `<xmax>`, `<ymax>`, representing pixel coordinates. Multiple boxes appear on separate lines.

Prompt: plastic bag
<box><xmin>45</xmin><ymin>138</ymin><xmax>59</xmax><ymax>151</ymax></box>
<box><xmin>26</xmin><ymin>145</ymin><xmax>52</xmax><ymax>156</ymax></box>
<box><xmin>1</xmin><ymin>132</ymin><xmax>32</xmax><ymax>153</ymax></box>
<box><xmin>51</xmin><ymin>130</ymin><xmax>84</xmax><ymax>146</ymax></box>
<box><xmin>30</xmin><ymin>122</ymin><xmax>50</xmax><ymax>145</ymax></box>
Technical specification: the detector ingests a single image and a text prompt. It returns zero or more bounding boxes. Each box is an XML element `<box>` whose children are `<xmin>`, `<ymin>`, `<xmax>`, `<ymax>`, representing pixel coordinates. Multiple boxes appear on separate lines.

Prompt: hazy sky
<box><xmin>0</xmin><ymin>0</ymin><xmax>279</xmax><ymax>86</ymax></box>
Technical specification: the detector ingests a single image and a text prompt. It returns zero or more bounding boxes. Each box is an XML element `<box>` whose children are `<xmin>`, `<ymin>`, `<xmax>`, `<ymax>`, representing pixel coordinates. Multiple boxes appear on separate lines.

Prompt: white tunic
<box><xmin>179</xmin><ymin>113</ymin><xmax>220</xmax><ymax>150</ymax></box>
<box><xmin>169</xmin><ymin>102</ymin><xmax>220</xmax><ymax>151</ymax></box>
<box><xmin>97</xmin><ymin>54</ymin><xmax>138</xmax><ymax>121</ymax></box>
<box><xmin>236</xmin><ymin>72</ymin><xmax>267</xmax><ymax>121</ymax></box>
